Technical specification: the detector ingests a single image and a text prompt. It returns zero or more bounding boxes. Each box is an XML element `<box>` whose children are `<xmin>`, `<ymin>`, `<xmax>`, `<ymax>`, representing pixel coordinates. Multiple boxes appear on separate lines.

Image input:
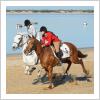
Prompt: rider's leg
<box><xmin>53</xmin><ymin>41</ymin><xmax>62</xmax><ymax>59</ymax></box>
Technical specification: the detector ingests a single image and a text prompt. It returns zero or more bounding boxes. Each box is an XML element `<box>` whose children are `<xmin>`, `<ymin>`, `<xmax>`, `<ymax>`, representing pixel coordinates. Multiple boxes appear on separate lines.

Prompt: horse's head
<box><xmin>24</xmin><ymin>35</ymin><xmax>36</xmax><ymax>55</ymax></box>
<box><xmin>12</xmin><ymin>32</ymin><xmax>23</xmax><ymax>50</ymax></box>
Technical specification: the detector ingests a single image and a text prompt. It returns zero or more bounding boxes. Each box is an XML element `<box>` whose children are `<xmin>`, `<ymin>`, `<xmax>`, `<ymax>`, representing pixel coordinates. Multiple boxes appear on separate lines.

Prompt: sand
<box><xmin>6</xmin><ymin>48</ymin><xmax>94</xmax><ymax>94</ymax></box>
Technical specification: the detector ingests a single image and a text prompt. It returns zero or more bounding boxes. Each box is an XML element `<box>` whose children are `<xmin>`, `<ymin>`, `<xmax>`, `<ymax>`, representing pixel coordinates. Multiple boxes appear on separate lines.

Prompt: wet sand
<box><xmin>6</xmin><ymin>48</ymin><xmax>94</xmax><ymax>94</ymax></box>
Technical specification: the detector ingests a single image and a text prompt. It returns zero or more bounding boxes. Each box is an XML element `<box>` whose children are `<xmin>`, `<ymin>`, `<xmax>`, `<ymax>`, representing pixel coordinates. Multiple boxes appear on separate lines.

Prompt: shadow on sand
<box><xmin>32</xmin><ymin>73</ymin><xmax>92</xmax><ymax>87</ymax></box>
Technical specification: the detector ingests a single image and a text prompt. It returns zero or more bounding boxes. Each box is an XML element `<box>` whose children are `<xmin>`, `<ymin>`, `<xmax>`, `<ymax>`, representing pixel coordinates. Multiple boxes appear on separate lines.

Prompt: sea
<box><xmin>6</xmin><ymin>13</ymin><xmax>94</xmax><ymax>54</ymax></box>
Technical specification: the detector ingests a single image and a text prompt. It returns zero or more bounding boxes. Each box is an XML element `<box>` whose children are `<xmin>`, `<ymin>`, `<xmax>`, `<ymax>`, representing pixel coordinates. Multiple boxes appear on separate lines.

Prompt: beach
<box><xmin>6</xmin><ymin>48</ymin><xmax>94</xmax><ymax>94</ymax></box>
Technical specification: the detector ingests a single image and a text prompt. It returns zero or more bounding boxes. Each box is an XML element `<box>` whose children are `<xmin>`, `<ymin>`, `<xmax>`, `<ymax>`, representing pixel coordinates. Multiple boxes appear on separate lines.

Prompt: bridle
<box><xmin>13</xmin><ymin>34</ymin><xmax>24</xmax><ymax>48</ymax></box>
<box><xmin>14</xmin><ymin>34</ymin><xmax>22</xmax><ymax>46</ymax></box>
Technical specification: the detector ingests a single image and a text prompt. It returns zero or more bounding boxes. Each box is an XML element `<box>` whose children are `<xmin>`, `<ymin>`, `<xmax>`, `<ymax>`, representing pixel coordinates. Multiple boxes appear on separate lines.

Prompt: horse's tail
<box><xmin>78</xmin><ymin>50</ymin><xmax>88</xmax><ymax>58</ymax></box>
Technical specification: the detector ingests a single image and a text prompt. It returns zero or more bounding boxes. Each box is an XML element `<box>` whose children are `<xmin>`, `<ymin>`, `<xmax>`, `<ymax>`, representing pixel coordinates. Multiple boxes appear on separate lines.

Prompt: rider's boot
<box><xmin>56</xmin><ymin>51</ymin><xmax>63</xmax><ymax>66</ymax></box>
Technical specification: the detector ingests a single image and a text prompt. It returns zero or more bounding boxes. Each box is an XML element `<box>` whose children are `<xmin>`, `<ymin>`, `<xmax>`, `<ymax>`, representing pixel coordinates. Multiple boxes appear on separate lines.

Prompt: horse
<box><xmin>24</xmin><ymin>35</ymin><xmax>89</xmax><ymax>89</ymax></box>
<box><xmin>12</xmin><ymin>32</ymin><xmax>42</xmax><ymax>75</ymax></box>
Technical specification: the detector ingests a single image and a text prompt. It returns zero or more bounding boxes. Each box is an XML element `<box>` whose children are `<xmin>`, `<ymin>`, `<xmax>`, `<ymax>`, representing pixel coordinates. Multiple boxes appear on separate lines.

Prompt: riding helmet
<box><xmin>24</xmin><ymin>19</ymin><xmax>31</xmax><ymax>26</ymax></box>
<box><xmin>40</xmin><ymin>26</ymin><xmax>47</xmax><ymax>33</ymax></box>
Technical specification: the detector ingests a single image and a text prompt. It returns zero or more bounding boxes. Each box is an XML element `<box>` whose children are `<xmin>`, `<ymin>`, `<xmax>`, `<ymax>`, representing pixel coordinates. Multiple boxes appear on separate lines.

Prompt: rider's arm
<box><xmin>44</xmin><ymin>33</ymin><xmax>52</xmax><ymax>46</ymax></box>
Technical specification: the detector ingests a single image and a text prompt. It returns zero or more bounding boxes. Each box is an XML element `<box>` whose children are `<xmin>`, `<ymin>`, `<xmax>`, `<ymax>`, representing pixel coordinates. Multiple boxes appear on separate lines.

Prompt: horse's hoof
<box><xmin>24</xmin><ymin>71</ymin><xmax>28</xmax><ymax>75</ymax></box>
<box><xmin>48</xmin><ymin>85</ymin><xmax>53</xmax><ymax>89</ymax></box>
<box><xmin>85</xmin><ymin>70</ymin><xmax>89</xmax><ymax>76</ymax></box>
<box><xmin>27</xmin><ymin>72</ymin><xmax>32</xmax><ymax>75</ymax></box>
<box><xmin>65</xmin><ymin>72</ymin><xmax>69</xmax><ymax>76</ymax></box>
<box><xmin>48</xmin><ymin>84</ymin><xmax>54</xmax><ymax>89</ymax></box>
<box><xmin>43</xmin><ymin>85</ymin><xmax>53</xmax><ymax>90</ymax></box>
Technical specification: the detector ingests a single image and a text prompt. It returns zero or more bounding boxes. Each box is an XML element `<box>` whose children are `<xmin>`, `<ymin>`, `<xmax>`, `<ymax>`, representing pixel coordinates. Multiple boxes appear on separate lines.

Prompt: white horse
<box><xmin>12</xmin><ymin>32</ymin><xmax>42</xmax><ymax>75</ymax></box>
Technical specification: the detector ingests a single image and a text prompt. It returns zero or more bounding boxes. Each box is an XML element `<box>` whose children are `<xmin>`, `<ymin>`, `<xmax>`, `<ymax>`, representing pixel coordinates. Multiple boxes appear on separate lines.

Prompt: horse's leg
<box><xmin>37</xmin><ymin>68</ymin><xmax>42</xmax><ymax>82</ymax></box>
<box><xmin>79</xmin><ymin>59</ymin><xmax>89</xmax><ymax>75</ymax></box>
<box><xmin>24</xmin><ymin>65</ymin><xmax>30</xmax><ymax>75</ymax></box>
<box><xmin>28</xmin><ymin>65</ymin><xmax>36</xmax><ymax>75</ymax></box>
<box><xmin>72</xmin><ymin>58</ymin><xmax>89</xmax><ymax>75</ymax></box>
<box><xmin>32</xmin><ymin>66</ymin><xmax>44</xmax><ymax>84</ymax></box>
<box><xmin>65</xmin><ymin>60</ymin><xmax>72</xmax><ymax>75</ymax></box>
<box><xmin>47</xmin><ymin>66</ymin><xmax>53</xmax><ymax>89</ymax></box>
<box><xmin>34</xmin><ymin>66</ymin><xmax>43</xmax><ymax>83</ymax></box>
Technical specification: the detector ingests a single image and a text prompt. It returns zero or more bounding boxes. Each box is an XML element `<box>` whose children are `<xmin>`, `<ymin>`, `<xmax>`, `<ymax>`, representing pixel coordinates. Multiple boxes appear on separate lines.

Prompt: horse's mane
<box><xmin>30</xmin><ymin>35</ymin><xmax>54</xmax><ymax>57</ymax></box>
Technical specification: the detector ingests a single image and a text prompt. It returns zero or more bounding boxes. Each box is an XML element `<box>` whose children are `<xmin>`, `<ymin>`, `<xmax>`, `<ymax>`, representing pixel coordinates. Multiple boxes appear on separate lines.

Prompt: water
<box><xmin>6</xmin><ymin>14</ymin><xmax>94</xmax><ymax>54</ymax></box>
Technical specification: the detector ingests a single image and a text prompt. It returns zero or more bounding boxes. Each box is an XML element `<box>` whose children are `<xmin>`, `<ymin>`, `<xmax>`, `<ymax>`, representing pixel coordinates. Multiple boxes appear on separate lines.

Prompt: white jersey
<box><xmin>27</xmin><ymin>25</ymin><xmax>36</xmax><ymax>36</ymax></box>
<box><xmin>27</xmin><ymin>25</ymin><xmax>42</xmax><ymax>41</ymax></box>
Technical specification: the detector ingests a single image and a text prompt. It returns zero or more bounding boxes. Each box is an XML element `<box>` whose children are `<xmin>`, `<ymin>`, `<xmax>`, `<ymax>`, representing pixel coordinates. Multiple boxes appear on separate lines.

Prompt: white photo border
<box><xmin>1</xmin><ymin>1</ymin><xmax>99</xmax><ymax>100</ymax></box>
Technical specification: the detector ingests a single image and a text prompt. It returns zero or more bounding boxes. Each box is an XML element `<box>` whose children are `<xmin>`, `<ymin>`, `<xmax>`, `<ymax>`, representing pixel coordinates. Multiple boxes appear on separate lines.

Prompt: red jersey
<box><xmin>41</xmin><ymin>31</ymin><xmax>60</xmax><ymax>46</ymax></box>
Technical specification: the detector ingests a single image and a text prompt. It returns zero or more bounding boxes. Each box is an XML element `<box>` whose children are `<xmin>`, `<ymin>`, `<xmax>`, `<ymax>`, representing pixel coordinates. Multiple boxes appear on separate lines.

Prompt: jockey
<box><xmin>40</xmin><ymin>26</ymin><xmax>63</xmax><ymax>59</ymax></box>
<box><xmin>24</xmin><ymin>19</ymin><xmax>36</xmax><ymax>36</ymax></box>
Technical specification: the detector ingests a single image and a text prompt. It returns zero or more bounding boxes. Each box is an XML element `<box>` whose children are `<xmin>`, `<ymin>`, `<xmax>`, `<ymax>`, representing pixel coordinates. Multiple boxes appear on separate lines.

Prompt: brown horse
<box><xmin>24</xmin><ymin>35</ymin><xmax>89</xmax><ymax>89</ymax></box>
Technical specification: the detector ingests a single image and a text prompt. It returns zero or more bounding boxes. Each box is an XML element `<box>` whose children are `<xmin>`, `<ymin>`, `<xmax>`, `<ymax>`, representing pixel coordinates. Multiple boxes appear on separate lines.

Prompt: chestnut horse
<box><xmin>24</xmin><ymin>35</ymin><xmax>89</xmax><ymax>89</ymax></box>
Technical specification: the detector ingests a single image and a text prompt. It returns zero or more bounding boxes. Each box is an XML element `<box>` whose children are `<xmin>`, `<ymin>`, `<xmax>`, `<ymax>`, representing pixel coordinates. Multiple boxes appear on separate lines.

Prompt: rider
<box><xmin>24</xmin><ymin>19</ymin><xmax>36</xmax><ymax>36</ymax></box>
<box><xmin>40</xmin><ymin>26</ymin><xmax>63</xmax><ymax>60</ymax></box>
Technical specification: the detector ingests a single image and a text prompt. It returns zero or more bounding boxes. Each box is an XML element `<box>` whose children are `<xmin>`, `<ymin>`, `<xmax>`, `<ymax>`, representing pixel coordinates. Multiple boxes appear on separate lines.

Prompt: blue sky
<box><xmin>7</xmin><ymin>6</ymin><xmax>94</xmax><ymax>10</ymax></box>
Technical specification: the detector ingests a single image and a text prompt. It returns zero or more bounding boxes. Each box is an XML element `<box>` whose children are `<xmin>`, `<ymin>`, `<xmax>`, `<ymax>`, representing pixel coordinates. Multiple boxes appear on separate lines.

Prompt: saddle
<box><xmin>51</xmin><ymin>43</ymin><xmax>70</xmax><ymax>59</ymax></box>
<box><xmin>60</xmin><ymin>43</ymin><xmax>70</xmax><ymax>58</ymax></box>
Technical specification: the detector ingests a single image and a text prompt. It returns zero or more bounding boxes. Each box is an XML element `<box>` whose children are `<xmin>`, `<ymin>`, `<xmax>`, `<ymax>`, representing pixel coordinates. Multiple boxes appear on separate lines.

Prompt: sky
<box><xmin>7</xmin><ymin>6</ymin><xmax>94</xmax><ymax>10</ymax></box>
